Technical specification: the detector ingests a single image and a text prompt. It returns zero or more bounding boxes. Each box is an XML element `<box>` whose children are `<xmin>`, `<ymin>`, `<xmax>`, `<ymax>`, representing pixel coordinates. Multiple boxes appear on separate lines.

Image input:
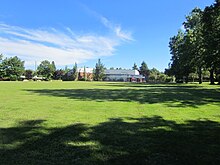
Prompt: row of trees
<box><xmin>132</xmin><ymin>61</ymin><xmax>172</xmax><ymax>82</ymax></box>
<box><xmin>166</xmin><ymin>0</ymin><xmax>220</xmax><ymax>84</ymax></box>
<box><xmin>0</xmin><ymin>55</ymin><xmax>105</xmax><ymax>81</ymax></box>
<box><xmin>0</xmin><ymin>54</ymin><xmax>170</xmax><ymax>82</ymax></box>
<box><xmin>0</xmin><ymin>55</ymin><xmax>76</xmax><ymax>81</ymax></box>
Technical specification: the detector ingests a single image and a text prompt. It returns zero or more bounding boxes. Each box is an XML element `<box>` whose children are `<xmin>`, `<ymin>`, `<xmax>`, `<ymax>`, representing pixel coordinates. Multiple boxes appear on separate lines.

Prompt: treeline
<box><xmin>0</xmin><ymin>55</ymin><xmax>75</xmax><ymax>81</ymax></box>
<box><xmin>166</xmin><ymin>0</ymin><xmax>220</xmax><ymax>84</ymax></box>
<box><xmin>132</xmin><ymin>61</ymin><xmax>172</xmax><ymax>82</ymax></box>
<box><xmin>0</xmin><ymin>54</ymin><xmax>171</xmax><ymax>82</ymax></box>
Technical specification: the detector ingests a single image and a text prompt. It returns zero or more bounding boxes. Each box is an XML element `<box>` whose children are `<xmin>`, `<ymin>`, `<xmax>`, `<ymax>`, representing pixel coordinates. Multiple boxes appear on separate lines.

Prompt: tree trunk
<box><xmin>185</xmin><ymin>75</ymin><xmax>189</xmax><ymax>84</ymax></box>
<box><xmin>198</xmin><ymin>67</ymin><xmax>202</xmax><ymax>84</ymax></box>
<box><xmin>218</xmin><ymin>76</ymin><xmax>220</xmax><ymax>85</ymax></box>
<box><xmin>209</xmin><ymin>69</ymin><xmax>215</xmax><ymax>85</ymax></box>
<box><xmin>217</xmin><ymin>73</ymin><xmax>220</xmax><ymax>85</ymax></box>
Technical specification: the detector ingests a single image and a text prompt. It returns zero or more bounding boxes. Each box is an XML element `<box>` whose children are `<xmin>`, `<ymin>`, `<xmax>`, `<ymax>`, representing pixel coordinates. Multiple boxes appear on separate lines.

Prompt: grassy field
<box><xmin>0</xmin><ymin>81</ymin><xmax>220</xmax><ymax>164</ymax></box>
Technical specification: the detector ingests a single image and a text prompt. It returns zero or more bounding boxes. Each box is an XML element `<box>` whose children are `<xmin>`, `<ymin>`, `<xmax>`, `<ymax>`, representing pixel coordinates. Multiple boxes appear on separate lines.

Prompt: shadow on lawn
<box><xmin>1</xmin><ymin>117</ymin><xmax>220</xmax><ymax>165</ymax></box>
<box><xmin>25</xmin><ymin>86</ymin><xmax>220</xmax><ymax>107</ymax></box>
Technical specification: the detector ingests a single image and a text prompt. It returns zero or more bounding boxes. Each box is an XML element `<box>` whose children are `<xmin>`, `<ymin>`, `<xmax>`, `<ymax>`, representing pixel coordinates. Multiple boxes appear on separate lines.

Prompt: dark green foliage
<box><xmin>51</xmin><ymin>61</ymin><xmax>56</xmax><ymax>72</ymax></box>
<box><xmin>93</xmin><ymin>59</ymin><xmax>105</xmax><ymax>81</ymax></box>
<box><xmin>62</xmin><ymin>63</ymin><xmax>78</xmax><ymax>81</ymax></box>
<box><xmin>167</xmin><ymin>1</ymin><xmax>220</xmax><ymax>85</ymax></box>
<box><xmin>37</xmin><ymin>60</ymin><xmax>56</xmax><ymax>80</ymax></box>
<box><xmin>148</xmin><ymin>68</ymin><xmax>169</xmax><ymax>82</ymax></box>
<box><xmin>139</xmin><ymin>61</ymin><xmax>150</xmax><ymax>80</ymax></box>
<box><xmin>73</xmin><ymin>63</ymin><xmax>78</xmax><ymax>80</ymax></box>
<box><xmin>0</xmin><ymin>55</ymin><xmax>25</xmax><ymax>80</ymax></box>
<box><xmin>202</xmin><ymin>1</ymin><xmax>220</xmax><ymax>84</ymax></box>
<box><xmin>24</xmin><ymin>69</ymin><xmax>34</xmax><ymax>80</ymax></box>
<box><xmin>0</xmin><ymin>54</ymin><xmax>5</xmax><ymax>79</ymax></box>
<box><xmin>132</xmin><ymin>63</ymin><xmax>138</xmax><ymax>70</ymax></box>
<box><xmin>53</xmin><ymin>69</ymin><xmax>65</xmax><ymax>80</ymax></box>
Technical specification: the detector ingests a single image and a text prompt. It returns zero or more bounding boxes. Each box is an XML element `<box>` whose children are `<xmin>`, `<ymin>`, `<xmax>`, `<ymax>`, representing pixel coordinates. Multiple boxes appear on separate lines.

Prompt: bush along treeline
<box><xmin>166</xmin><ymin>0</ymin><xmax>220</xmax><ymax>85</ymax></box>
<box><xmin>132</xmin><ymin>62</ymin><xmax>173</xmax><ymax>83</ymax></box>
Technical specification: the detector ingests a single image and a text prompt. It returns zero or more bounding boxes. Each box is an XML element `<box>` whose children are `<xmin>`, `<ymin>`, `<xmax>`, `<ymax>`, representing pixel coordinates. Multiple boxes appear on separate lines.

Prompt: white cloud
<box><xmin>0</xmin><ymin>23</ymin><xmax>125</xmax><ymax>68</ymax></box>
<box><xmin>100</xmin><ymin>16</ymin><xmax>134</xmax><ymax>41</ymax></box>
<box><xmin>114</xmin><ymin>26</ymin><xmax>133</xmax><ymax>41</ymax></box>
<box><xmin>79</xmin><ymin>2</ymin><xmax>133</xmax><ymax>41</ymax></box>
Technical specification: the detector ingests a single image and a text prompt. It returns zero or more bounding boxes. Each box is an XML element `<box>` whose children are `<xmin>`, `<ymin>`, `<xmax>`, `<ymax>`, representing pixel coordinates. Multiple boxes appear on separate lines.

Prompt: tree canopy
<box><xmin>0</xmin><ymin>55</ymin><xmax>25</xmax><ymax>80</ymax></box>
<box><xmin>167</xmin><ymin>1</ymin><xmax>220</xmax><ymax>84</ymax></box>
<box><xmin>37</xmin><ymin>60</ymin><xmax>56</xmax><ymax>80</ymax></box>
<box><xmin>139</xmin><ymin>61</ymin><xmax>150</xmax><ymax>80</ymax></box>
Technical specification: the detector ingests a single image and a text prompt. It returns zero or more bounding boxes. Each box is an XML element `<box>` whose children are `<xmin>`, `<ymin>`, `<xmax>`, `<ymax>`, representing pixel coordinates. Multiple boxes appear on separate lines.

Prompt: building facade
<box><xmin>77</xmin><ymin>67</ymin><xmax>93</xmax><ymax>80</ymax></box>
<box><xmin>104</xmin><ymin>69</ymin><xmax>145</xmax><ymax>82</ymax></box>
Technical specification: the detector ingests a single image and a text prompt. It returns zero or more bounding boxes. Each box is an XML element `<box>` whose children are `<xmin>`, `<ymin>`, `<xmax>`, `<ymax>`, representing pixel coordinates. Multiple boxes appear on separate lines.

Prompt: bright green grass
<box><xmin>0</xmin><ymin>81</ymin><xmax>220</xmax><ymax>164</ymax></box>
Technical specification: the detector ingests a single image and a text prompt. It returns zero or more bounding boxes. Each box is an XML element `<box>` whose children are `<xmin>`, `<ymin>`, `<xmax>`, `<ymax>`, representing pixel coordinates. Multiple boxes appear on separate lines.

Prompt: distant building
<box><xmin>104</xmin><ymin>69</ymin><xmax>145</xmax><ymax>82</ymax></box>
<box><xmin>32</xmin><ymin>76</ymin><xmax>45</xmax><ymax>81</ymax></box>
<box><xmin>67</xmin><ymin>68</ymin><xmax>145</xmax><ymax>82</ymax></box>
<box><xmin>77</xmin><ymin>67</ymin><xmax>93</xmax><ymax>80</ymax></box>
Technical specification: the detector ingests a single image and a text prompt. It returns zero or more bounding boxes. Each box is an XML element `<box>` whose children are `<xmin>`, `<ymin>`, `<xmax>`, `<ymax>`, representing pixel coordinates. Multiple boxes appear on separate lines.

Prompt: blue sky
<box><xmin>0</xmin><ymin>0</ymin><xmax>214</xmax><ymax>71</ymax></box>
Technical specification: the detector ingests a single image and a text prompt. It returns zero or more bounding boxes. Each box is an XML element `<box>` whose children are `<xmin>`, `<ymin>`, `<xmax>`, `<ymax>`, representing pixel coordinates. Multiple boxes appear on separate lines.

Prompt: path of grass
<box><xmin>0</xmin><ymin>81</ymin><xmax>220</xmax><ymax>164</ymax></box>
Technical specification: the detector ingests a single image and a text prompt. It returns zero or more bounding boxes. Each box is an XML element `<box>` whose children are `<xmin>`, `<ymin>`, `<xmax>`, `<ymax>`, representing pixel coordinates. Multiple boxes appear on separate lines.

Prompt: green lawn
<box><xmin>0</xmin><ymin>81</ymin><xmax>220</xmax><ymax>164</ymax></box>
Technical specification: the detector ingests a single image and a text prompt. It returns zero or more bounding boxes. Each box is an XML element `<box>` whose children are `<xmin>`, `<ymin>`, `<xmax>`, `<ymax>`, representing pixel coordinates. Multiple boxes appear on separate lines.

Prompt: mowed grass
<box><xmin>0</xmin><ymin>81</ymin><xmax>220</xmax><ymax>165</ymax></box>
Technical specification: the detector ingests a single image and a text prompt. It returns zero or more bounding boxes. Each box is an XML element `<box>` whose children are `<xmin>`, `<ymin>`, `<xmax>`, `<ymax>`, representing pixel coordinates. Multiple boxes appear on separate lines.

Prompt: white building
<box><xmin>104</xmin><ymin>69</ymin><xmax>145</xmax><ymax>82</ymax></box>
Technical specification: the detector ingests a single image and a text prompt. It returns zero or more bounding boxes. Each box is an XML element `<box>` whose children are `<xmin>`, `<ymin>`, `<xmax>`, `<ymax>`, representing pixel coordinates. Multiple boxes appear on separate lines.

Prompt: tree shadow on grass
<box><xmin>25</xmin><ymin>86</ymin><xmax>220</xmax><ymax>107</ymax></box>
<box><xmin>1</xmin><ymin>117</ymin><xmax>220</xmax><ymax>165</ymax></box>
<box><xmin>95</xmin><ymin>82</ymin><xmax>203</xmax><ymax>88</ymax></box>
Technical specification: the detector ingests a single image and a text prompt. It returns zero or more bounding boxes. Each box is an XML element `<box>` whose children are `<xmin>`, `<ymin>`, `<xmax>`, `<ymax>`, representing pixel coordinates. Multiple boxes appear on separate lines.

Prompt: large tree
<box><xmin>168</xmin><ymin>8</ymin><xmax>209</xmax><ymax>84</ymax></box>
<box><xmin>202</xmin><ymin>0</ymin><xmax>220</xmax><ymax>84</ymax></box>
<box><xmin>149</xmin><ymin>68</ymin><xmax>160</xmax><ymax>82</ymax></box>
<box><xmin>184</xmin><ymin>8</ymin><xmax>204</xmax><ymax>84</ymax></box>
<box><xmin>1</xmin><ymin>56</ymin><xmax>25</xmax><ymax>80</ymax></box>
<box><xmin>168</xmin><ymin>31</ymin><xmax>185</xmax><ymax>82</ymax></box>
<box><xmin>37</xmin><ymin>60</ymin><xmax>56</xmax><ymax>80</ymax></box>
<box><xmin>93</xmin><ymin>59</ymin><xmax>105</xmax><ymax>81</ymax></box>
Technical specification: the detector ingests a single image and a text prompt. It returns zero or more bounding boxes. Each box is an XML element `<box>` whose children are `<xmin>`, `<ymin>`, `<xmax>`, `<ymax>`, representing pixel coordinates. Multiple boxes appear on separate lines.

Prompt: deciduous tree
<box><xmin>1</xmin><ymin>56</ymin><xmax>25</xmax><ymax>80</ymax></box>
<box><xmin>37</xmin><ymin>60</ymin><xmax>55</xmax><ymax>80</ymax></box>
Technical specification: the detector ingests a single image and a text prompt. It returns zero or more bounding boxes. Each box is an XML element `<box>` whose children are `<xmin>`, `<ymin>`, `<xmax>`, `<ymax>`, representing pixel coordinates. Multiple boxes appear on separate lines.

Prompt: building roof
<box><xmin>105</xmin><ymin>69</ymin><xmax>140</xmax><ymax>75</ymax></box>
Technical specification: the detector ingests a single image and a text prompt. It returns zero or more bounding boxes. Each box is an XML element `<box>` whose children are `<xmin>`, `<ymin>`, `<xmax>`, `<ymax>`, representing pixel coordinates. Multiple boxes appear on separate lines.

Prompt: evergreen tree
<box><xmin>139</xmin><ymin>61</ymin><xmax>150</xmax><ymax>81</ymax></box>
<box><xmin>83</xmin><ymin>66</ymin><xmax>86</xmax><ymax>81</ymax></box>
<box><xmin>72</xmin><ymin>62</ymin><xmax>78</xmax><ymax>80</ymax></box>
<box><xmin>132</xmin><ymin>63</ymin><xmax>138</xmax><ymax>70</ymax></box>
<box><xmin>93</xmin><ymin>59</ymin><xmax>105</xmax><ymax>81</ymax></box>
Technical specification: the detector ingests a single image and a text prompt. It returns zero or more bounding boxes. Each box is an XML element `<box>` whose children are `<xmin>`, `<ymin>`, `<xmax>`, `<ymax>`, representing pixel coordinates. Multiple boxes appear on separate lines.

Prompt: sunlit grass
<box><xmin>0</xmin><ymin>81</ymin><xmax>220</xmax><ymax>164</ymax></box>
